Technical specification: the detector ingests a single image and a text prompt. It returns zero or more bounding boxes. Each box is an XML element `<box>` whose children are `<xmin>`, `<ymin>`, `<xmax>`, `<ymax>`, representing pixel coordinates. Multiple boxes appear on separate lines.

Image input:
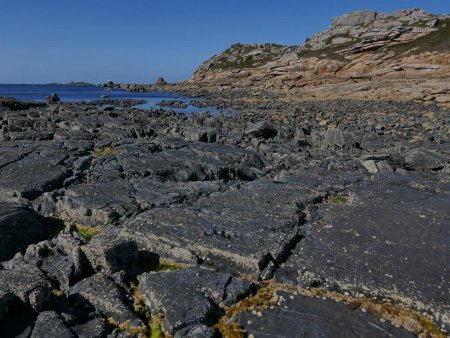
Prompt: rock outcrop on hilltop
<box><xmin>186</xmin><ymin>9</ymin><xmax>450</xmax><ymax>106</ymax></box>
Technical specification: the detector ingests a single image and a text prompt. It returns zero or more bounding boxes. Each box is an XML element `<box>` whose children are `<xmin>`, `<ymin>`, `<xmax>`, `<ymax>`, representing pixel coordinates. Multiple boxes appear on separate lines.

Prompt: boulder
<box><xmin>46</xmin><ymin>93</ymin><xmax>60</xmax><ymax>104</ymax></box>
<box><xmin>39</xmin><ymin>235</ymin><xmax>89</xmax><ymax>292</ymax></box>
<box><xmin>31</xmin><ymin>311</ymin><xmax>75</xmax><ymax>338</ymax></box>
<box><xmin>81</xmin><ymin>234</ymin><xmax>139</xmax><ymax>274</ymax></box>
<box><xmin>245</xmin><ymin>121</ymin><xmax>278</xmax><ymax>139</ymax></box>
<box><xmin>0</xmin><ymin>268</ymin><xmax>50</xmax><ymax>311</ymax></box>
<box><xmin>156</xmin><ymin>77</ymin><xmax>168</xmax><ymax>85</ymax></box>
<box><xmin>404</xmin><ymin>148</ymin><xmax>448</xmax><ymax>171</ymax></box>
<box><xmin>330</xmin><ymin>11</ymin><xmax>377</xmax><ymax>27</ymax></box>
<box><xmin>0</xmin><ymin>203</ymin><xmax>48</xmax><ymax>261</ymax></box>
<box><xmin>361</xmin><ymin>159</ymin><xmax>379</xmax><ymax>173</ymax></box>
<box><xmin>71</xmin><ymin>317</ymin><xmax>107</xmax><ymax>338</ymax></box>
<box><xmin>69</xmin><ymin>273</ymin><xmax>142</xmax><ymax>328</ymax></box>
<box><xmin>138</xmin><ymin>267</ymin><xmax>251</xmax><ymax>335</ymax></box>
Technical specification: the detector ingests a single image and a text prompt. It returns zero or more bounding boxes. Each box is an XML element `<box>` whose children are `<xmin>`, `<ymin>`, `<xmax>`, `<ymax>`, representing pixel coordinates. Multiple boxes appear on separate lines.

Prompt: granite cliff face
<box><xmin>187</xmin><ymin>9</ymin><xmax>450</xmax><ymax>106</ymax></box>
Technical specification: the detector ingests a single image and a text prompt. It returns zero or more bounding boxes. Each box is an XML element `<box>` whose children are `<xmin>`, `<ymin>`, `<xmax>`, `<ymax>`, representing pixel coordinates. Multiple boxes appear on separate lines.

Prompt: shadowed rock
<box><xmin>0</xmin><ymin>203</ymin><xmax>48</xmax><ymax>261</ymax></box>
<box><xmin>138</xmin><ymin>267</ymin><xmax>251</xmax><ymax>335</ymax></box>
<box><xmin>31</xmin><ymin>311</ymin><xmax>75</xmax><ymax>338</ymax></box>
<box><xmin>69</xmin><ymin>273</ymin><xmax>142</xmax><ymax>328</ymax></box>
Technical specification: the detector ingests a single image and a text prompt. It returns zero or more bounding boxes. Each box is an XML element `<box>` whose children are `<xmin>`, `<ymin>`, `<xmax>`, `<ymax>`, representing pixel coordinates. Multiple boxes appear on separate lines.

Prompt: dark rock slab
<box><xmin>31</xmin><ymin>311</ymin><xmax>76</xmax><ymax>338</ymax></box>
<box><xmin>122</xmin><ymin>178</ymin><xmax>317</xmax><ymax>275</ymax></box>
<box><xmin>69</xmin><ymin>273</ymin><xmax>141</xmax><ymax>327</ymax></box>
<box><xmin>55</xmin><ymin>180</ymin><xmax>139</xmax><ymax>226</ymax></box>
<box><xmin>138</xmin><ymin>267</ymin><xmax>251</xmax><ymax>335</ymax></box>
<box><xmin>276</xmin><ymin>178</ymin><xmax>450</xmax><ymax>325</ymax></box>
<box><xmin>0</xmin><ymin>291</ymin><xmax>19</xmax><ymax>321</ymax></box>
<box><xmin>116</xmin><ymin>140</ymin><xmax>265</xmax><ymax>182</ymax></box>
<box><xmin>0</xmin><ymin>268</ymin><xmax>50</xmax><ymax>311</ymax></box>
<box><xmin>0</xmin><ymin>146</ymin><xmax>31</xmax><ymax>169</ymax></box>
<box><xmin>81</xmin><ymin>234</ymin><xmax>138</xmax><ymax>274</ymax></box>
<box><xmin>71</xmin><ymin>317</ymin><xmax>107</xmax><ymax>338</ymax></box>
<box><xmin>404</xmin><ymin>147</ymin><xmax>448</xmax><ymax>171</ymax></box>
<box><xmin>0</xmin><ymin>157</ymin><xmax>69</xmax><ymax>200</ymax></box>
<box><xmin>0</xmin><ymin>203</ymin><xmax>48</xmax><ymax>261</ymax></box>
<box><xmin>174</xmin><ymin>324</ymin><xmax>216</xmax><ymax>338</ymax></box>
<box><xmin>130</xmin><ymin>178</ymin><xmax>223</xmax><ymax>209</ymax></box>
<box><xmin>237</xmin><ymin>292</ymin><xmax>414</xmax><ymax>338</ymax></box>
<box><xmin>0</xmin><ymin>293</ymin><xmax>37</xmax><ymax>338</ymax></box>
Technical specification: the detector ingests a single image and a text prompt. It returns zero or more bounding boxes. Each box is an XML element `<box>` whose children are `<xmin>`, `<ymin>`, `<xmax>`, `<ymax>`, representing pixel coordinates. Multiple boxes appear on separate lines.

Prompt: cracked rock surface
<box><xmin>0</xmin><ymin>97</ymin><xmax>448</xmax><ymax>337</ymax></box>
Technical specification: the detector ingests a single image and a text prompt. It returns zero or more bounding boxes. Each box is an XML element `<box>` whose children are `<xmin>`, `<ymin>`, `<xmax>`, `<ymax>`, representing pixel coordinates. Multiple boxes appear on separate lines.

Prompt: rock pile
<box><xmin>0</xmin><ymin>95</ymin><xmax>448</xmax><ymax>336</ymax></box>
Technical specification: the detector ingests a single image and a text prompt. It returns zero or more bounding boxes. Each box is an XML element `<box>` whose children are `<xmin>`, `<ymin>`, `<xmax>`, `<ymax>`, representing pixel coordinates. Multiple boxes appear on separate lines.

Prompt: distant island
<box><xmin>47</xmin><ymin>81</ymin><xmax>96</xmax><ymax>86</ymax></box>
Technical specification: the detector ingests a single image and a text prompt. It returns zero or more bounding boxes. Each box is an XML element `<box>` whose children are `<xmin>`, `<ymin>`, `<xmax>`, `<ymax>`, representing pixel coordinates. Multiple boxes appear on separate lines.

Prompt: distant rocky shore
<box><xmin>110</xmin><ymin>9</ymin><xmax>450</xmax><ymax>110</ymax></box>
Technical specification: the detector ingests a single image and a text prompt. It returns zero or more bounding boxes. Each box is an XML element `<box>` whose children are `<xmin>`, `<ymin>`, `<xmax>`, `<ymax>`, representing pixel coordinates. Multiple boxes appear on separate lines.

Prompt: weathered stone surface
<box><xmin>31</xmin><ymin>311</ymin><xmax>75</xmax><ymax>338</ymax></box>
<box><xmin>404</xmin><ymin>147</ymin><xmax>448</xmax><ymax>171</ymax></box>
<box><xmin>71</xmin><ymin>317</ymin><xmax>106</xmax><ymax>338</ymax></box>
<box><xmin>122</xmin><ymin>178</ymin><xmax>316</xmax><ymax>274</ymax></box>
<box><xmin>174</xmin><ymin>324</ymin><xmax>216</xmax><ymax>338</ymax></box>
<box><xmin>81</xmin><ymin>234</ymin><xmax>138</xmax><ymax>274</ymax></box>
<box><xmin>185</xmin><ymin>9</ymin><xmax>449</xmax><ymax>104</ymax></box>
<box><xmin>0</xmin><ymin>203</ymin><xmax>48</xmax><ymax>261</ymax></box>
<box><xmin>332</xmin><ymin>10</ymin><xmax>377</xmax><ymax>27</ymax></box>
<box><xmin>0</xmin><ymin>268</ymin><xmax>50</xmax><ymax>311</ymax></box>
<box><xmin>237</xmin><ymin>291</ymin><xmax>414</xmax><ymax>338</ymax></box>
<box><xmin>276</xmin><ymin>177</ymin><xmax>450</xmax><ymax>325</ymax></box>
<box><xmin>138</xmin><ymin>267</ymin><xmax>251</xmax><ymax>335</ymax></box>
<box><xmin>55</xmin><ymin>180</ymin><xmax>140</xmax><ymax>226</ymax></box>
<box><xmin>69</xmin><ymin>273</ymin><xmax>141</xmax><ymax>327</ymax></box>
<box><xmin>0</xmin><ymin>158</ymin><xmax>70</xmax><ymax>200</ymax></box>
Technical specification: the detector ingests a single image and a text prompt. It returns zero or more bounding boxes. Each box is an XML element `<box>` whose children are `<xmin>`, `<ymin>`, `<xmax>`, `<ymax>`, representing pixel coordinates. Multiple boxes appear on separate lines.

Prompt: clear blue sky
<box><xmin>1</xmin><ymin>0</ymin><xmax>449</xmax><ymax>84</ymax></box>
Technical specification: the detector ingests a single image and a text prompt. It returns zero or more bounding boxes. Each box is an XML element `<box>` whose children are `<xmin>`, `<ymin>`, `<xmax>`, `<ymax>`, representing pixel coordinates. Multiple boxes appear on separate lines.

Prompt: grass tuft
<box><xmin>330</xmin><ymin>195</ymin><xmax>348</xmax><ymax>204</ymax></box>
<box><xmin>213</xmin><ymin>322</ymin><xmax>245</xmax><ymax>338</ymax></box>
<box><xmin>150</xmin><ymin>315</ymin><xmax>164</xmax><ymax>338</ymax></box>
<box><xmin>75</xmin><ymin>224</ymin><xmax>101</xmax><ymax>240</ymax></box>
<box><xmin>92</xmin><ymin>146</ymin><xmax>122</xmax><ymax>163</ymax></box>
<box><xmin>153</xmin><ymin>259</ymin><xmax>186</xmax><ymax>272</ymax></box>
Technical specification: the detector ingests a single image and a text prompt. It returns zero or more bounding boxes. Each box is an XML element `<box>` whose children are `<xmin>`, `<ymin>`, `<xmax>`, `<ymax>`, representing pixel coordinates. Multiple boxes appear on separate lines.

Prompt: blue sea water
<box><xmin>0</xmin><ymin>84</ymin><xmax>226</xmax><ymax>115</ymax></box>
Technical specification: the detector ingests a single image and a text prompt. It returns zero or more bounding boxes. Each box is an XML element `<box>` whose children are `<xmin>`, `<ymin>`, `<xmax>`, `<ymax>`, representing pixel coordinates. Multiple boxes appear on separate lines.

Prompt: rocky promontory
<box><xmin>184</xmin><ymin>9</ymin><xmax>450</xmax><ymax>108</ymax></box>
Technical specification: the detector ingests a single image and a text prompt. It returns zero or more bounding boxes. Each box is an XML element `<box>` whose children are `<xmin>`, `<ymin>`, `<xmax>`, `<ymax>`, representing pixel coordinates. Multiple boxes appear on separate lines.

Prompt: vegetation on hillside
<box><xmin>386</xmin><ymin>18</ymin><xmax>450</xmax><ymax>55</ymax></box>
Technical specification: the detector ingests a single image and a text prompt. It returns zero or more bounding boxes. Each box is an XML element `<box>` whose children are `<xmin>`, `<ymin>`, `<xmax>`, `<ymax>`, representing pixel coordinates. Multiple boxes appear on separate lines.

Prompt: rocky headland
<box><xmin>0</xmin><ymin>8</ymin><xmax>449</xmax><ymax>338</ymax></box>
